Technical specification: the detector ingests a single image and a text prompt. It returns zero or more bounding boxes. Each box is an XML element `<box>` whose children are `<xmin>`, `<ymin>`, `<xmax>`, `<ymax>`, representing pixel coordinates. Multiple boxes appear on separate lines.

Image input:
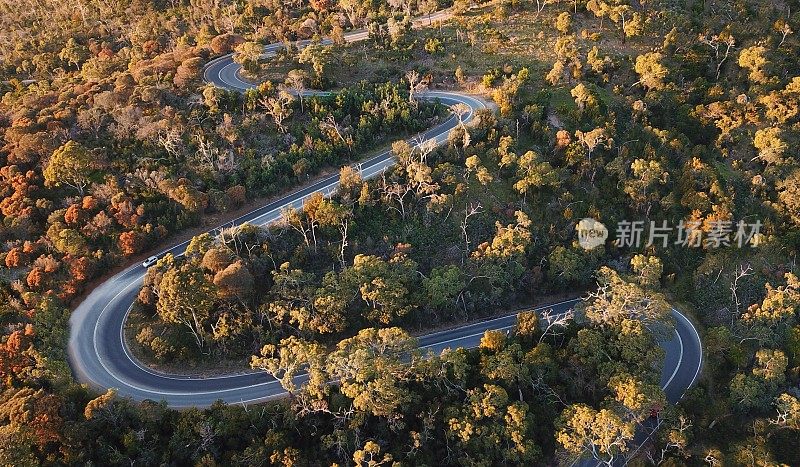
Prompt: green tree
<box><xmin>280</xmin><ymin>271</ymin><xmax>348</xmax><ymax>336</ymax></box>
<box><xmin>423</xmin><ymin>265</ymin><xmax>464</xmax><ymax>310</ymax></box>
<box><xmin>298</xmin><ymin>44</ymin><xmax>332</xmax><ymax>86</ymax></box>
<box><xmin>548</xmin><ymin>245</ymin><xmax>592</xmax><ymax>286</ymax></box>
<box><xmin>0</xmin><ymin>425</ymin><xmax>38</xmax><ymax>467</ymax></box>
<box><xmin>729</xmin><ymin>373</ymin><xmax>767</xmax><ymax>411</ymax></box>
<box><xmin>344</xmin><ymin>254</ymin><xmax>419</xmax><ymax>324</ymax></box>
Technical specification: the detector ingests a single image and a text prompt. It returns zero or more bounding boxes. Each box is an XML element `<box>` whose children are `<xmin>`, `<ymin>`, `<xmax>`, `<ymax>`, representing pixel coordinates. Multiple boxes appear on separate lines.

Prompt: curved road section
<box><xmin>68</xmin><ymin>11</ymin><xmax>702</xmax><ymax>411</ymax></box>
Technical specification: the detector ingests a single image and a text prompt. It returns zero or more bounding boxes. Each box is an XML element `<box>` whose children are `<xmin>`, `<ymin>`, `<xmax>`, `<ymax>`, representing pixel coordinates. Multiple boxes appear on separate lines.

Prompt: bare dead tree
<box><xmin>777</xmin><ymin>20</ymin><xmax>793</xmax><ymax>47</ymax></box>
<box><xmin>216</xmin><ymin>224</ymin><xmax>243</xmax><ymax>255</ymax></box>
<box><xmin>539</xmin><ymin>307</ymin><xmax>574</xmax><ymax>343</ymax></box>
<box><xmin>770</xmin><ymin>394</ymin><xmax>799</xmax><ymax>428</ymax></box>
<box><xmin>193</xmin><ymin>134</ymin><xmax>238</xmax><ymax>174</ymax></box>
<box><xmin>698</xmin><ymin>32</ymin><xmax>736</xmax><ymax>80</ymax></box>
<box><xmin>158</xmin><ymin>127</ymin><xmax>184</xmax><ymax>159</ymax></box>
<box><xmin>319</xmin><ymin>114</ymin><xmax>351</xmax><ymax>149</ymax></box>
<box><xmin>534</xmin><ymin>0</ymin><xmax>550</xmax><ymax>17</ymax></box>
<box><xmin>450</xmin><ymin>103</ymin><xmax>470</xmax><ymax>127</ymax></box>
<box><xmin>286</xmin><ymin>69</ymin><xmax>308</xmax><ymax>112</ymax></box>
<box><xmin>281</xmin><ymin>206</ymin><xmax>313</xmax><ymax>249</ymax></box>
<box><xmin>336</xmin><ymin>214</ymin><xmax>350</xmax><ymax>269</ymax></box>
<box><xmin>529</xmin><ymin>374</ymin><xmax>567</xmax><ymax>407</ymax></box>
<box><xmin>412</xmin><ymin>135</ymin><xmax>437</xmax><ymax>163</ymax></box>
<box><xmin>460</xmin><ymin>202</ymin><xmax>482</xmax><ymax>257</ymax></box>
<box><xmin>195</xmin><ymin>422</ymin><xmax>216</xmax><ymax>456</ymax></box>
<box><xmin>406</xmin><ymin>70</ymin><xmax>427</xmax><ymax>106</ymax></box>
<box><xmin>259</xmin><ymin>90</ymin><xmax>294</xmax><ymax>133</ymax></box>
<box><xmin>380</xmin><ymin>173</ymin><xmax>414</xmax><ymax>219</ymax></box>
<box><xmin>729</xmin><ymin>263</ymin><xmax>753</xmax><ymax>325</ymax></box>
<box><xmin>704</xmin><ymin>451</ymin><xmax>722</xmax><ymax>467</ymax></box>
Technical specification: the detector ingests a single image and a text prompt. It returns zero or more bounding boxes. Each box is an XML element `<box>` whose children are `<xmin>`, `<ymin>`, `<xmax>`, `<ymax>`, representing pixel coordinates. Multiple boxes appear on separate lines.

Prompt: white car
<box><xmin>142</xmin><ymin>256</ymin><xmax>159</xmax><ymax>268</ymax></box>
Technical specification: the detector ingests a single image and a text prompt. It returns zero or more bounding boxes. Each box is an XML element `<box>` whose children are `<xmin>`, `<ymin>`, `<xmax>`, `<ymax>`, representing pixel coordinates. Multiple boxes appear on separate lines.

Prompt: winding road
<box><xmin>67</xmin><ymin>14</ymin><xmax>702</xmax><ymax>454</ymax></box>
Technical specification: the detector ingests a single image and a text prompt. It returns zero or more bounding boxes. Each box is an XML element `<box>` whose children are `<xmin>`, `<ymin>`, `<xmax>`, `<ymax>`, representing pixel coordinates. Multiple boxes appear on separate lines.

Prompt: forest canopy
<box><xmin>0</xmin><ymin>0</ymin><xmax>799</xmax><ymax>465</ymax></box>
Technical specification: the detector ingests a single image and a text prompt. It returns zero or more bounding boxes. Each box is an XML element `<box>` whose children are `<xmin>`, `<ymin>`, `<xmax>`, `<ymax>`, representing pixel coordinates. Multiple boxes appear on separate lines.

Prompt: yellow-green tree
<box><xmin>325</xmin><ymin>327</ymin><xmax>417</xmax><ymax>418</ymax></box>
<box><xmin>753</xmin><ymin>127</ymin><xmax>786</xmax><ymax>165</ymax></box>
<box><xmin>233</xmin><ymin>41</ymin><xmax>263</xmax><ymax>74</ymax></box>
<box><xmin>474</xmin><ymin>211</ymin><xmax>532</xmax><ymax>259</ymax></box>
<box><xmin>630</xmin><ymin>254</ymin><xmax>663</xmax><ymax>288</ymax></box>
<box><xmin>251</xmin><ymin>336</ymin><xmax>327</xmax><ymax>399</ymax></box>
<box><xmin>557</xmin><ymin>404</ymin><xmax>635</xmax><ymax>464</ymax></box>
<box><xmin>608</xmin><ymin>373</ymin><xmax>666</xmax><ymax>423</ymax></box>
<box><xmin>157</xmin><ymin>262</ymin><xmax>216</xmax><ymax>349</ymax></box>
<box><xmin>43</xmin><ymin>141</ymin><xmax>95</xmax><ymax>196</ymax></box>
<box><xmin>634</xmin><ymin>52</ymin><xmax>667</xmax><ymax>90</ymax></box>
<box><xmin>512</xmin><ymin>150</ymin><xmax>559</xmax><ymax>196</ymax></box>
<box><xmin>738</xmin><ymin>45</ymin><xmax>770</xmax><ymax>84</ymax></box>
<box><xmin>555</xmin><ymin>12</ymin><xmax>572</xmax><ymax>35</ymax></box>
<box><xmin>344</xmin><ymin>254</ymin><xmax>418</xmax><ymax>325</ymax></box>
<box><xmin>742</xmin><ymin>273</ymin><xmax>799</xmax><ymax>343</ymax></box>
<box><xmin>579</xmin><ymin>266</ymin><xmax>671</xmax><ymax>328</ymax></box>
<box><xmin>447</xmin><ymin>384</ymin><xmax>541</xmax><ymax>464</ymax></box>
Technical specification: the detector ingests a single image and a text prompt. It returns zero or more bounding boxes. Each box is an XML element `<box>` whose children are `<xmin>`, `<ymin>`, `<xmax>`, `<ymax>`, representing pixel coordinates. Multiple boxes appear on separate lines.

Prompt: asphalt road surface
<box><xmin>68</xmin><ymin>19</ymin><xmax>702</xmax><ymax>466</ymax></box>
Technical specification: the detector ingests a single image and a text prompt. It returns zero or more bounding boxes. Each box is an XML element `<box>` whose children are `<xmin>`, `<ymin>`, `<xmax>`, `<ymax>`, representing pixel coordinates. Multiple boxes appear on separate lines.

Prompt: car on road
<box><xmin>142</xmin><ymin>256</ymin><xmax>159</xmax><ymax>268</ymax></box>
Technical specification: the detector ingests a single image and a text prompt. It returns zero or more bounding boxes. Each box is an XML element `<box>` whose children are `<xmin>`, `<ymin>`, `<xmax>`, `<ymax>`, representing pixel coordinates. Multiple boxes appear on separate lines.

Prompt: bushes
<box><xmin>135</xmin><ymin>326</ymin><xmax>178</xmax><ymax>363</ymax></box>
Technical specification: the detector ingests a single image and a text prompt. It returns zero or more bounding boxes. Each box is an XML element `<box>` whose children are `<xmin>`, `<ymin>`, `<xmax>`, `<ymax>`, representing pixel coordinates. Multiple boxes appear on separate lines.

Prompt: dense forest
<box><xmin>1</xmin><ymin>0</ymin><xmax>799</xmax><ymax>465</ymax></box>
